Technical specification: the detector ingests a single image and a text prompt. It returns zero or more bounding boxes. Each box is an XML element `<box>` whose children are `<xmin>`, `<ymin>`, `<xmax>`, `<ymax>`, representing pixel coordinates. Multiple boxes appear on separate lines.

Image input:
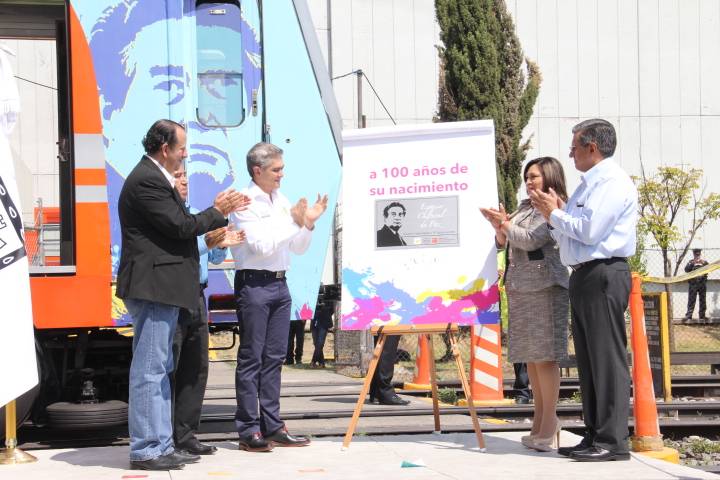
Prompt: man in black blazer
<box><xmin>376</xmin><ymin>202</ymin><xmax>407</xmax><ymax>247</ymax></box>
<box><xmin>117</xmin><ymin>119</ymin><xmax>247</xmax><ymax>471</ymax></box>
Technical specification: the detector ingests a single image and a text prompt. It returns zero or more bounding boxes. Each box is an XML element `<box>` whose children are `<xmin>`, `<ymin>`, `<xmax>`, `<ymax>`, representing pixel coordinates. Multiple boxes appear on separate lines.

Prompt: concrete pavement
<box><xmin>3</xmin><ymin>431</ymin><xmax>716</xmax><ymax>480</ymax></box>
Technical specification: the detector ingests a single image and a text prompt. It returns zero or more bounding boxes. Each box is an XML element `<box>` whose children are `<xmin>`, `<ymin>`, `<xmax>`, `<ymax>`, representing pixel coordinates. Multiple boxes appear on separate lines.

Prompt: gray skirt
<box><xmin>506</xmin><ymin>285</ymin><xmax>569</xmax><ymax>363</ymax></box>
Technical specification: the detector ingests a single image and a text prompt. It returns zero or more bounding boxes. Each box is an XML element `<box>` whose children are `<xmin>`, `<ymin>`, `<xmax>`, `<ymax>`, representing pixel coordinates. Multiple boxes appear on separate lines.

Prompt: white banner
<box><xmin>340</xmin><ymin>121</ymin><xmax>500</xmax><ymax>330</ymax></box>
<box><xmin>0</xmin><ymin>46</ymin><xmax>38</xmax><ymax>406</ymax></box>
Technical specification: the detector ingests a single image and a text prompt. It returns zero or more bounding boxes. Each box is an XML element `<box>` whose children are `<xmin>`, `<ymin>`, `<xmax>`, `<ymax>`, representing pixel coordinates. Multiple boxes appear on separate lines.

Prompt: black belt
<box><xmin>570</xmin><ymin>257</ymin><xmax>627</xmax><ymax>272</ymax></box>
<box><xmin>239</xmin><ymin>269</ymin><xmax>286</xmax><ymax>280</ymax></box>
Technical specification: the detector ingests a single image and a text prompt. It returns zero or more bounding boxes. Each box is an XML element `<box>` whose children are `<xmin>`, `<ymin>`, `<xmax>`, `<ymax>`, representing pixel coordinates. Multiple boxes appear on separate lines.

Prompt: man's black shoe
<box><xmin>367</xmin><ymin>396</ymin><xmax>380</xmax><ymax>405</ymax></box>
<box><xmin>238</xmin><ymin>432</ymin><xmax>273</xmax><ymax>452</ymax></box>
<box><xmin>438</xmin><ymin>353</ymin><xmax>454</xmax><ymax>362</ymax></box>
<box><xmin>285</xmin><ymin>358</ymin><xmax>294</xmax><ymax>365</ymax></box>
<box><xmin>378</xmin><ymin>394</ymin><xmax>410</xmax><ymax>406</ymax></box>
<box><xmin>130</xmin><ymin>453</ymin><xmax>185</xmax><ymax>470</ymax></box>
<box><xmin>167</xmin><ymin>450</ymin><xmax>200</xmax><ymax>464</ymax></box>
<box><xmin>557</xmin><ymin>437</ymin><xmax>593</xmax><ymax>457</ymax></box>
<box><xmin>266</xmin><ymin>426</ymin><xmax>311</xmax><ymax>447</ymax></box>
<box><xmin>177</xmin><ymin>438</ymin><xmax>217</xmax><ymax>455</ymax></box>
<box><xmin>569</xmin><ymin>446</ymin><xmax>630</xmax><ymax>462</ymax></box>
<box><xmin>515</xmin><ymin>396</ymin><xmax>530</xmax><ymax>405</ymax></box>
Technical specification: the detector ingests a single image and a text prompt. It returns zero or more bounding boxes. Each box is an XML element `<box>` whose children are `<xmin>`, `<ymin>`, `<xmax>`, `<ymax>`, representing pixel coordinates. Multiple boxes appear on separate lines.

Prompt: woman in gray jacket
<box><xmin>481</xmin><ymin>156</ymin><xmax>570</xmax><ymax>452</ymax></box>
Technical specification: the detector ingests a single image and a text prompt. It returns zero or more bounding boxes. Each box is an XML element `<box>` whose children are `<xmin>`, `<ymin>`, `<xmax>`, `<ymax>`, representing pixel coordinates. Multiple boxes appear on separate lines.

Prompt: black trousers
<box><xmin>569</xmin><ymin>258</ymin><xmax>631</xmax><ymax>453</ymax></box>
<box><xmin>234</xmin><ymin>271</ymin><xmax>291</xmax><ymax>437</ymax></box>
<box><xmin>172</xmin><ymin>291</ymin><xmax>209</xmax><ymax>446</ymax></box>
<box><xmin>286</xmin><ymin>320</ymin><xmax>306</xmax><ymax>363</ymax></box>
<box><xmin>686</xmin><ymin>282</ymin><xmax>707</xmax><ymax>318</ymax></box>
<box><xmin>513</xmin><ymin>363</ymin><xmax>531</xmax><ymax>400</ymax></box>
<box><xmin>369</xmin><ymin>335</ymin><xmax>400</xmax><ymax>401</ymax></box>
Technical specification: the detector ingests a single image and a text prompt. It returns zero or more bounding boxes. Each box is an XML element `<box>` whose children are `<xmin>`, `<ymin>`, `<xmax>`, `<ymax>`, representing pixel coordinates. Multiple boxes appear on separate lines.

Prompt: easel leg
<box><xmin>342</xmin><ymin>333</ymin><xmax>387</xmax><ymax>449</ymax></box>
<box><xmin>450</xmin><ymin>332</ymin><xmax>486</xmax><ymax>450</ymax></box>
<box><xmin>426</xmin><ymin>335</ymin><xmax>441</xmax><ymax>433</ymax></box>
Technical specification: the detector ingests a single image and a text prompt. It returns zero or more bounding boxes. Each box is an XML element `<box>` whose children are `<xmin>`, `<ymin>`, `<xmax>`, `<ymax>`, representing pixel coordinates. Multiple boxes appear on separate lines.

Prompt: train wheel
<box><xmin>46</xmin><ymin>400</ymin><xmax>128</xmax><ymax>430</ymax></box>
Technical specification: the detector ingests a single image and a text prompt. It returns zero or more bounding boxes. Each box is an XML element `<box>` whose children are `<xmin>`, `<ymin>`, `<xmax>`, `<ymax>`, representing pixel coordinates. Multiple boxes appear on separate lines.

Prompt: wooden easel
<box><xmin>342</xmin><ymin>323</ymin><xmax>485</xmax><ymax>450</ymax></box>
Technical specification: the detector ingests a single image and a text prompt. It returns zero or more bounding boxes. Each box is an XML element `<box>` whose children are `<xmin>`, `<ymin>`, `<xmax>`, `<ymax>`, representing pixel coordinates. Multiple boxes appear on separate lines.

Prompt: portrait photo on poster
<box><xmin>374</xmin><ymin>196</ymin><xmax>459</xmax><ymax>249</ymax></box>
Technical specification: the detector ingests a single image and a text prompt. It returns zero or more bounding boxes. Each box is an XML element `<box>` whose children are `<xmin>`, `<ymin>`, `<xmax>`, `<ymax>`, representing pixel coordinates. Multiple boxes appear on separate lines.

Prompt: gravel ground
<box><xmin>665</xmin><ymin>436</ymin><xmax>720</xmax><ymax>468</ymax></box>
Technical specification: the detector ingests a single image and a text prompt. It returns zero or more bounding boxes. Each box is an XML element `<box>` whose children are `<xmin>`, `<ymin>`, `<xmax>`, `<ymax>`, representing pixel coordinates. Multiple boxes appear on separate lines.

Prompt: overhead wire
<box><xmin>331</xmin><ymin>69</ymin><xmax>397</xmax><ymax>125</ymax></box>
<box><xmin>14</xmin><ymin>75</ymin><xmax>57</xmax><ymax>90</ymax></box>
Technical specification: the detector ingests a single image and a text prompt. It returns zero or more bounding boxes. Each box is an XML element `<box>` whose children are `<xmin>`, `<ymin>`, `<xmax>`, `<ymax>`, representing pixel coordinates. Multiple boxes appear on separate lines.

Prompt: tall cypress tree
<box><xmin>436</xmin><ymin>0</ymin><xmax>540</xmax><ymax>211</ymax></box>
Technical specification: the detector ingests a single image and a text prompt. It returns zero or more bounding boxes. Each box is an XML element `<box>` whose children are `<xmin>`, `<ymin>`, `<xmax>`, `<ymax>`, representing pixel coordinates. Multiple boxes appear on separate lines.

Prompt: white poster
<box><xmin>0</xmin><ymin>46</ymin><xmax>38</xmax><ymax>406</ymax></box>
<box><xmin>340</xmin><ymin>121</ymin><xmax>500</xmax><ymax>330</ymax></box>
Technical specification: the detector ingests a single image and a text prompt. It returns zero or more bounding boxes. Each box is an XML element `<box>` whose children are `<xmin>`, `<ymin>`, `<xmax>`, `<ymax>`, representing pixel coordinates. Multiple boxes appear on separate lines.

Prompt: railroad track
<box><xmin>16</xmin><ymin>377</ymin><xmax>720</xmax><ymax>450</ymax></box>
<box><xmin>404</xmin><ymin>375</ymin><xmax>720</xmax><ymax>400</ymax></box>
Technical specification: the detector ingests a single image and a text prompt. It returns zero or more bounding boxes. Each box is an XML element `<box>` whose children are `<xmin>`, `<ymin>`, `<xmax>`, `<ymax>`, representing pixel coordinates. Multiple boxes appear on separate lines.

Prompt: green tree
<box><xmin>635</xmin><ymin>166</ymin><xmax>720</xmax><ymax>278</ymax></box>
<box><xmin>435</xmin><ymin>0</ymin><xmax>541</xmax><ymax>211</ymax></box>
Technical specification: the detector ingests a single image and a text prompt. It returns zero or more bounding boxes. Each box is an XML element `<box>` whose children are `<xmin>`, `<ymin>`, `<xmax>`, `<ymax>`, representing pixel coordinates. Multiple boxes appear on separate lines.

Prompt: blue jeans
<box><xmin>311</xmin><ymin>324</ymin><xmax>329</xmax><ymax>365</ymax></box>
<box><xmin>125</xmin><ymin>298</ymin><xmax>179</xmax><ymax>461</ymax></box>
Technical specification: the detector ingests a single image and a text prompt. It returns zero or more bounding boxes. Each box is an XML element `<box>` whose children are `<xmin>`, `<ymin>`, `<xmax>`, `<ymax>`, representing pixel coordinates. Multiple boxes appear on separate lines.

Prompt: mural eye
<box><xmin>153</xmin><ymin>80</ymin><xmax>185</xmax><ymax>105</ymax></box>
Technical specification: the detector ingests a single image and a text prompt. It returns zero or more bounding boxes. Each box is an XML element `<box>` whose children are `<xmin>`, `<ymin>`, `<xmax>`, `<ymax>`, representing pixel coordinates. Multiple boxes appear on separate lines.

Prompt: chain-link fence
<box><xmin>639</xmin><ymin>248</ymin><xmax>720</xmax><ymax>376</ymax></box>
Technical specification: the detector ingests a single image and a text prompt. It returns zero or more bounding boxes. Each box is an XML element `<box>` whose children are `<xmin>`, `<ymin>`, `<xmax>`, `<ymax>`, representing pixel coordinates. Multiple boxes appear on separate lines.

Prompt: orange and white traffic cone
<box><xmin>458</xmin><ymin>324</ymin><xmax>513</xmax><ymax>406</ymax></box>
<box><xmin>404</xmin><ymin>334</ymin><xmax>431</xmax><ymax>390</ymax></box>
<box><xmin>628</xmin><ymin>273</ymin><xmax>678</xmax><ymax>463</ymax></box>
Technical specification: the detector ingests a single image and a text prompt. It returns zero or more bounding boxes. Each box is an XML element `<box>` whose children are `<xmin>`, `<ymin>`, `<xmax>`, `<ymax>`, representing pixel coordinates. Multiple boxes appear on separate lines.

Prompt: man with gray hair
<box><xmin>229</xmin><ymin>142</ymin><xmax>328</xmax><ymax>452</ymax></box>
<box><xmin>530</xmin><ymin>119</ymin><xmax>637</xmax><ymax>462</ymax></box>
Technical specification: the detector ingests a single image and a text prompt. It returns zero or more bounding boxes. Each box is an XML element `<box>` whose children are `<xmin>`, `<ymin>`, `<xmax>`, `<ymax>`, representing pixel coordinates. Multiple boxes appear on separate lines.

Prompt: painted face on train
<box><xmin>88</xmin><ymin>0</ymin><xmax>261</xmax><ymax>274</ymax></box>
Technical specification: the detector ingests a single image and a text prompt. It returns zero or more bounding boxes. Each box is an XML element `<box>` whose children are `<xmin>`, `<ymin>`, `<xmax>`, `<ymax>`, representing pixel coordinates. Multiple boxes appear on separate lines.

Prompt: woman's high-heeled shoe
<box><xmin>520</xmin><ymin>434</ymin><xmax>536</xmax><ymax>448</ymax></box>
<box><xmin>528</xmin><ymin>423</ymin><xmax>561</xmax><ymax>452</ymax></box>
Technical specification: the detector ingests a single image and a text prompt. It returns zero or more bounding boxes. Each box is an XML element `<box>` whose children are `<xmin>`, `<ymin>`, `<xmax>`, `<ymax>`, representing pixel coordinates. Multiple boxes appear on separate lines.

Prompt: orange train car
<box><xmin>2</xmin><ymin>0</ymin><xmax>341</xmax><ymax>427</ymax></box>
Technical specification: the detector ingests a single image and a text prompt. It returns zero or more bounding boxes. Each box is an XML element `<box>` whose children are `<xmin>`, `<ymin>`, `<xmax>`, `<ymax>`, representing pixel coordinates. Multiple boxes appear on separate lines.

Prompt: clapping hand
<box><xmin>205</xmin><ymin>227</ymin><xmax>226</xmax><ymax>249</ymax></box>
<box><xmin>218</xmin><ymin>225</ymin><xmax>246</xmax><ymax>248</ymax></box>
<box><xmin>479</xmin><ymin>203</ymin><xmax>508</xmax><ymax>230</ymax></box>
<box><xmin>205</xmin><ymin>226</ymin><xmax>247</xmax><ymax>249</ymax></box>
<box><xmin>213</xmin><ymin>190</ymin><xmax>251</xmax><ymax>216</ymax></box>
<box><xmin>304</xmin><ymin>194</ymin><xmax>329</xmax><ymax>230</ymax></box>
<box><xmin>232</xmin><ymin>193</ymin><xmax>252</xmax><ymax>213</ymax></box>
<box><xmin>291</xmin><ymin>198</ymin><xmax>308</xmax><ymax>227</ymax></box>
<box><xmin>529</xmin><ymin>188</ymin><xmax>562</xmax><ymax>220</ymax></box>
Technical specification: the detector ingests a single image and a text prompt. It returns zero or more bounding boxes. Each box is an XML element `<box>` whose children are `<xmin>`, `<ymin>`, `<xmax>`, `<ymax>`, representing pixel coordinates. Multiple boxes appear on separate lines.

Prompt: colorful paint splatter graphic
<box><xmin>294</xmin><ymin>303</ymin><xmax>314</xmax><ymax>320</ymax></box>
<box><xmin>341</xmin><ymin>268</ymin><xmax>499</xmax><ymax>330</ymax></box>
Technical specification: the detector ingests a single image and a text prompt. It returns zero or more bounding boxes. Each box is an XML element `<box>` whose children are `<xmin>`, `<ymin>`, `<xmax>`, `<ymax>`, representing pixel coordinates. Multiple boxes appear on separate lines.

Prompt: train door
<box><xmin>177</xmin><ymin>1</ymin><xmax>265</xmax><ymax>314</ymax></box>
<box><xmin>0</xmin><ymin>1</ymin><xmax>74</xmax><ymax>273</ymax></box>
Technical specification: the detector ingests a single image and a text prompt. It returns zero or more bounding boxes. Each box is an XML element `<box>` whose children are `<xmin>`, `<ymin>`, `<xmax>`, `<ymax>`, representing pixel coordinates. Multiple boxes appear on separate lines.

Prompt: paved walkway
<box><xmin>4</xmin><ymin>431</ymin><xmax>715</xmax><ymax>480</ymax></box>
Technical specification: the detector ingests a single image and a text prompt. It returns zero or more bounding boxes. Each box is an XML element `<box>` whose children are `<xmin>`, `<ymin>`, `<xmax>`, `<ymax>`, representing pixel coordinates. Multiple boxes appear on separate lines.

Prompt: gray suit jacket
<box><xmin>503</xmin><ymin>201</ymin><xmax>569</xmax><ymax>293</ymax></box>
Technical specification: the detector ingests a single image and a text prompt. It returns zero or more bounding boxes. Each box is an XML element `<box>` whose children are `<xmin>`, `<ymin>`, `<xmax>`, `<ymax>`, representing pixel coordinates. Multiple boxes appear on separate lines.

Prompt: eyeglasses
<box><xmin>570</xmin><ymin>141</ymin><xmax>596</xmax><ymax>153</ymax></box>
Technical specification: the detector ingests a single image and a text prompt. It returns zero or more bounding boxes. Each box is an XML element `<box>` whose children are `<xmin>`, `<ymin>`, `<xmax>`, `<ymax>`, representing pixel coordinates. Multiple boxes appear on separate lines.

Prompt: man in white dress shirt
<box><xmin>530</xmin><ymin>119</ymin><xmax>637</xmax><ymax>462</ymax></box>
<box><xmin>229</xmin><ymin>142</ymin><xmax>328</xmax><ymax>452</ymax></box>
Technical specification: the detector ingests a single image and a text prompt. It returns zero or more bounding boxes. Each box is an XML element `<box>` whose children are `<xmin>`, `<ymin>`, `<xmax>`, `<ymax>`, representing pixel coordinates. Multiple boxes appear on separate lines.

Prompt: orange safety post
<box><xmin>404</xmin><ymin>334</ymin><xmax>431</xmax><ymax>390</ymax></box>
<box><xmin>458</xmin><ymin>324</ymin><xmax>513</xmax><ymax>406</ymax></box>
<box><xmin>628</xmin><ymin>273</ymin><xmax>666</xmax><ymax>453</ymax></box>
